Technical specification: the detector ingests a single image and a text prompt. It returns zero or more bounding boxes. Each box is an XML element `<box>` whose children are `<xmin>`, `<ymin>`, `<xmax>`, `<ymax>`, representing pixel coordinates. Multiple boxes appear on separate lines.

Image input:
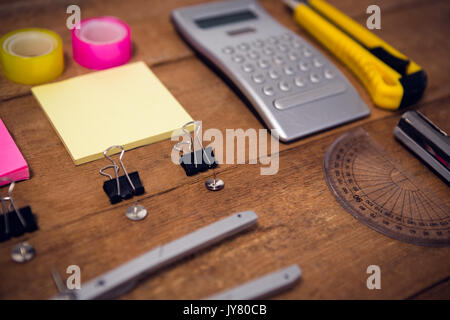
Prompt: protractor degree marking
<box><xmin>408</xmin><ymin>190</ymin><xmax>422</xmax><ymax>223</ymax></box>
<box><xmin>361</xmin><ymin>181</ymin><xmax>396</xmax><ymax>197</ymax></box>
<box><xmin>412</xmin><ymin>190</ymin><xmax>433</xmax><ymax>222</ymax></box>
<box><xmin>323</xmin><ymin>127</ymin><xmax>450</xmax><ymax>247</ymax></box>
<box><xmin>399</xmin><ymin>188</ymin><xmax>407</xmax><ymax>220</ymax></box>
<box><xmin>357</xmin><ymin>180</ymin><xmax>393</xmax><ymax>190</ymax></box>
<box><xmin>353</xmin><ymin>160</ymin><xmax>393</xmax><ymax>173</ymax></box>
<box><xmin>353</xmin><ymin>173</ymin><xmax>392</xmax><ymax>179</ymax></box>
<box><xmin>352</xmin><ymin>166</ymin><xmax>392</xmax><ymax>176</ymax></box>
<box><xmin>353</xmin><ymin>155</ymin><xmax>394</xmax><ymax>169</ymax></box>
<box><xmin>379</xmin><ymin>186</ymin><xmax>401</xmax><ymax>211</ymax></box>
<box><xmin>369</xmin><ymin>183</ymin><xmax>398</xmax><ymax>202</ymax></box>
<box><xmin>416</xmin><ymin>190</ymin><xmax>448</xmax><ymax>221</ymax></box>
<box><xmin>417</xmin><ymin>189</ymin><xmax>450</xmax><ymax>219</ymax></box>
<box><xmin>414</xmin><ymin>191</ymin><xmax>442</xmax><ymax>221</ymax></box>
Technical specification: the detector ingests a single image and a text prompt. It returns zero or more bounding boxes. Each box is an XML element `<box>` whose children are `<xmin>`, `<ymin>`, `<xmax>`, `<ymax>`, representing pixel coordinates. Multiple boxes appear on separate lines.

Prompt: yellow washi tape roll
<box><xmin>0</xmin><ymin>28</ymin><xmax>64</xmax><ymax>85</ymax></box>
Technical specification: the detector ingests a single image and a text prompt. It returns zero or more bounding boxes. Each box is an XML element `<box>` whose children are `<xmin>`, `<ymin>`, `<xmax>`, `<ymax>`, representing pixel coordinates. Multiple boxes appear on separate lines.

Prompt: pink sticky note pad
<box><xmin>0</xmin><ymin>119</ymin><xmax>29</xmax><ymax>186</ymax></box>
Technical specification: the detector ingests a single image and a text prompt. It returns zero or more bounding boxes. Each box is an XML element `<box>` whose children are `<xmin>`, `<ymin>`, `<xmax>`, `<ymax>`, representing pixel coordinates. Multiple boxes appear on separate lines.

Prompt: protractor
<box><xmin>323</xmin><ymin>127</ymin><xmax>450</xmax><ymax>246</ymax></box>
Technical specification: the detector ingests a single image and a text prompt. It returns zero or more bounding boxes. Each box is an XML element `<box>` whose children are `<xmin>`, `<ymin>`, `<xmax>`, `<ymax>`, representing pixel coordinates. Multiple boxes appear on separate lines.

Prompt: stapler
<box><xmin>394</xmin><ymin>110</ymin><xmax>449</xmax><ymax>183</ymax></box>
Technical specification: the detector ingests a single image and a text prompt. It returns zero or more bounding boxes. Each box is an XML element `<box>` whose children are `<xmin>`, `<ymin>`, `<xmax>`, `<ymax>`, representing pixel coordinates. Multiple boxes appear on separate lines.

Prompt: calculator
<box><xmin>171</xmin><ymin>0</ymin><xmax>370</xmax><ymax>142</ymax></box>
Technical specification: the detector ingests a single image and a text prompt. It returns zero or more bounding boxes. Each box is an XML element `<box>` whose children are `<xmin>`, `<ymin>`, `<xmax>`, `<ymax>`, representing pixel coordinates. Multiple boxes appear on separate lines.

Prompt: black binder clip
<box><xmin>99</xmin><ymin>145</ymin><xmax>145</xmax><ymax>204</ymax></box>
<box><xmin>175</xmin><ymin>121</ymin><xmax>224</xmax><ymax>191</ymax></box>
<box><xmin>0</xmin><ymin>178</ymin><xmax>38</xmax><ymax>243</ymax></box>
<box><xmin>175</xmin><ymin>121</ymin><xmax>218</xmax><ymax>176</ymax></box>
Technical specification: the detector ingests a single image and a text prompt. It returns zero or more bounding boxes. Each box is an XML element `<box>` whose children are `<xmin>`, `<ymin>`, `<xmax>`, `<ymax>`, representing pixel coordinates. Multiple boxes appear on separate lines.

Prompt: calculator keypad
<box><xmin>223</xmin><ymin>32</ymin><xmax>343</xmax><ymax>103</ymax></box>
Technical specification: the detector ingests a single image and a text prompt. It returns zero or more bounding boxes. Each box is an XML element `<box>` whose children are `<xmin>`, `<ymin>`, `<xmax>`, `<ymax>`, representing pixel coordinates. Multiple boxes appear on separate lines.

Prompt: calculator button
<box><xmin>273</xmin><ymin>56</ymin><xmax>285</xmax><ymax>65</ymax></box>
<box><xmin>298</xmin><ymin>61</ymin><xmax>310</xmax><ymax>71</ymax></box>
<box><xmin>302</xmin><ymin>48</ymin><xmax>312</xmax><ymax>57</ymax></box>
<box><xmin>242</xmin><ymin>64</ymin><xmax>255</xmax><ymax>73</ymax></box>
<box><xmin>292</xmin><ymin>40</ymin><xmax>302</xmax><ymax>48</ymax></box>
<box><xmin>294</xmin><ymin>77</ymin><xmax>306</xmax><ymax>87</ymax></box>
<box><xmin>268</xmin><ymin>36</ymin><xmax>279</xmax><ymax>44</ymax></box>
<box><xmin>278</xmin><ymin>44</ymin><xmax>289</xmax><ymax>52</ymax></box>
<box><xmin>283</xmin><ymin>66</ymin><xmax>295</xmax><ymax>75</ymax></box>
<box><xmin>268</xmin><ymin>69</ymin><xmax>281</xmax><ymax>79</ymax></box>
<box><xmin>273</xmin><ymin>82</ymin><xmax>347</xmax><ymax>110</ymax></box>
<box><xmin>253</xmin><ymin>39</ymin><xmax>265</xmax><ymax>48</ymax></box>
<box><xmin>222</xmin><ymin>46</ymin><xmax>234</xmax><ymax>54</ymax></box>
<box><xmin>248</xmin><ymin>51</ymin><xmax>259</xmax><ymax>60</ymax></box>
<box><xmin>258</xmin><ymin>59</ymin><xmax>270</xmax><ymax>69</ymax></box>
<box><xmin>278</xmin><ymin>81</ymin><xmax>291</xmax><ymax>92</ymax></box>
<box><xmin>232</xmin><ymin>55</ymin><xmax>245</xmax><ymax>63</ymax></box>
<box><xmin>310</xmin><ymin>73</ymin><xmax>321</xmax><ymax>83</ymax></box>
<box><xmin>288</xmin><ymin>52</ymin><xmax>300</xmax><ymax>61</ymax></box>
<box><xmin>313</xmin><ymin>58</ymin><xmax>324</xmax><ymax>68</ymax></box>
<box><xmin>324</xmin><ymin>69</ymin><xmax>335</xmax><ymax>79</ymax></box>
<box><xmin>252</xmin><ymin>73</ymin><xmax>265</xmax><ymax>84</ymax></box>
<box><xmin>263</xmin><ymin>86</ymin><xmax>275</xmax><ymax>96</ymax></box>
<box><xmin>238</xmin><ymin>43</ymin><xmax>250</xmax><ymax>51</ymax></box>
<box><xmin>263</xmin><ymin>47</ymin><xmax>275</xmax><ymax>56</ymax></box>
<box><xmin>282</xmin><ymin>33</ymin><xmax>293</xmax><ymax>41</ymax></box>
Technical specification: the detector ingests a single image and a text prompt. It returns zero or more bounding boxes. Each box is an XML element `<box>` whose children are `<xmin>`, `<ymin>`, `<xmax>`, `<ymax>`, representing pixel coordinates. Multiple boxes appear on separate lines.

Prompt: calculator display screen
<box><xmin>195</xmin><ymin>10</ymin><xmax>257</xmax><ymax>29</ymax></box>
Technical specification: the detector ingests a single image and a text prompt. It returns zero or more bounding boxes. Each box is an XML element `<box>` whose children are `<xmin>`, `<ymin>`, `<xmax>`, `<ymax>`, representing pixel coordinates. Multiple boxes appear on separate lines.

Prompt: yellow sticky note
<box><xmin>31</xmin><ymin>61</ymin><xmax>193</xmax><ymax>165</ymax></box>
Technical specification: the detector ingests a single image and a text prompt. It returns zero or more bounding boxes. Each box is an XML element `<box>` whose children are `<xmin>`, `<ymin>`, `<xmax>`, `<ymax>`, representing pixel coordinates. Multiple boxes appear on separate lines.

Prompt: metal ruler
<box><xmin>323</xmin><ymin>128</ymin><xmax>449</xmax><ymax>246</ymax></box>
<box><xmin>53</xmin><ymin>211</ymin><xmax>258</xmax><ymax>299</ymax></box>
<box><xmin>205</xmin><ymin>264</ymin><xmax>301</xmax><ymax>300</ymax></box>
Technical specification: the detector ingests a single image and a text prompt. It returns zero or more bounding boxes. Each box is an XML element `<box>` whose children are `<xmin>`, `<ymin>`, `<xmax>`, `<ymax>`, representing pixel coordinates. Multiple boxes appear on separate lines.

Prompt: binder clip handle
<box><xmin>103</xmin><ymin>145</ymin><xmax>136</xmax><ymax>192</ymax></box>
<box><xmin>0</xmin><ymin>178</ymin><xmax>26</xmax><ymax>228</ymax></box>
<box><xmin>175</xmin><ymin>121</ymin><xmax>216</xmax><ymax>169</ymax></box>
<box><xmin>174</xmin><ymin>121</ymin><xmax>196</xmax><ymax>154</ymax></box>
<box><xmin>0</xmin><ymin>177</ymin><xmax>38</xmax><ymax>242</ymax></box>
<box><xmin>99</xmin><ymin>145</ymin><xmax>145</xmax><ymax>204</ymax></box>
<box><xmin>174</xmin><ymin>121</ymin><xmax>223</xmax><ymax>190</ymax></box>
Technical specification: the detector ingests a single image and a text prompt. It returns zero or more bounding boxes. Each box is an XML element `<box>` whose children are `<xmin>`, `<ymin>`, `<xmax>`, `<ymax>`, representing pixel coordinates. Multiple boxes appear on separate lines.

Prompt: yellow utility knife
<box><xmin>284</xmin><ymin>0</ymin><xmax>427</xmax><ymax>110</ymax></box>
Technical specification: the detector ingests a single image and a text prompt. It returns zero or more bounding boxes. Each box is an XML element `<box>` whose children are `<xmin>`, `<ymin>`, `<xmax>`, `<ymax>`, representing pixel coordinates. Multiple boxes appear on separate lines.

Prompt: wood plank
<box><xmin>0</xmin><ymin>0</ymin><xmax>200</xmax><ymax>100</ymax></box>
<box><xmin>0</xmin><ymin>0</ymin><xmax>449</xmax><ymax>300</ymax></box>
<box><xmin>0</xmin><ymin>99</ymin><xmax>448</xmax><ymax>299</ymax></box>
<box><xmin>410</xmin><ymin>278</ymin><xmax>450</xmax><ymax>300</ymax></box>
<box><xmin>0</xmin><ymin>47</ymin><xmax>447</xmax><ymax>245</ymax></box>
<box><xmin>0</xmin><ymin>53</ymin><xmax>414</xmax><ymax>237</ymax></box>
<box><xmin>2</xmin><ymin>0</ymin><xmax>449</xmax><ymax>107</ymax></box>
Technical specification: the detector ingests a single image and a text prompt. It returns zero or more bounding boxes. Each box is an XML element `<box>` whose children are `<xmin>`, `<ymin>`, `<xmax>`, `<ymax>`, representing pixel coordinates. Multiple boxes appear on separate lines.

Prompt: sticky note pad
<box><xmin>31</xmin><ymin>61</ymin><xmax>193</xmax><ymax>165</ymax></box>
<box><xmin>0</xmin><ymin>118</ymin><xmax>29</xmax><ymax>186</ymax></box>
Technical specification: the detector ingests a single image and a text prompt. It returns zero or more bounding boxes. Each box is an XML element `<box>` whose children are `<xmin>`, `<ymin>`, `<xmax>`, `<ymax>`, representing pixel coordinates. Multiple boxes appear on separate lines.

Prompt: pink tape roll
<box><xmin>72</xmin><ymin>16</ymin><xmax>131</xmax><ymax>70</ymax></box>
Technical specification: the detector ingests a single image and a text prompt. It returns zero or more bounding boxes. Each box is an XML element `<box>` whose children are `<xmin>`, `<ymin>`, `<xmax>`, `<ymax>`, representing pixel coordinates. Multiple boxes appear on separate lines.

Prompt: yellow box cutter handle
<box><xmin>287</xmin><ymin>0</ymin><xmax>427</xmax><ymax>110</ymax></box>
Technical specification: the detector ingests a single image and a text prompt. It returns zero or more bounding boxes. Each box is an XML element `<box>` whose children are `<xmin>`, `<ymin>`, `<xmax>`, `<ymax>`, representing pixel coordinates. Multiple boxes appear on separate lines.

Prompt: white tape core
<box><xmin>78</xmin><ymin>19</ymin><xmax>127</xmax><ymax>45</ymax></box>
<box><xmin>4</xmin><ymin>31</ymin><xmax>56</xmax><ymax>58</ymax></box>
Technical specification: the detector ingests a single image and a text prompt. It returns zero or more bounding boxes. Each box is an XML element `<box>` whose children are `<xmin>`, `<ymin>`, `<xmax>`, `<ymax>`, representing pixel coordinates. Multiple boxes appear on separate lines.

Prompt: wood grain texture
<box><xmin>0</xmin><ymin>0</ymin><xmax>449</xmax><ymax>299</ymax></box>
<box><xmin>410</xmin><ymin>278</ymin><xmax>450</xmax><ymax>300</ymax></box>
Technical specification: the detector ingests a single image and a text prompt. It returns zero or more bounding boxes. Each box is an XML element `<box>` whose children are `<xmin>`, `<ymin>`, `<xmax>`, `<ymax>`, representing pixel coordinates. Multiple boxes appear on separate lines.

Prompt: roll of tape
<box><xmin>72</xmin><ymin>16</ymin><xmax>131</xmax><ymax>70</ymax></box>
<box><xmin>0</xmin><ymin>28</ymin><xmax>64</xmax><ymax>85</ymax></box>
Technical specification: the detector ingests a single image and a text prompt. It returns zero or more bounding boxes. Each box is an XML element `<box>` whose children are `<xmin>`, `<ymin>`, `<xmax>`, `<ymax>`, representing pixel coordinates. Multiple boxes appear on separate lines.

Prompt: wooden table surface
<box><xmin>0</xmin><ymin>0</ymin><xmax>449</xmax><ymax>300</ymax></box>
